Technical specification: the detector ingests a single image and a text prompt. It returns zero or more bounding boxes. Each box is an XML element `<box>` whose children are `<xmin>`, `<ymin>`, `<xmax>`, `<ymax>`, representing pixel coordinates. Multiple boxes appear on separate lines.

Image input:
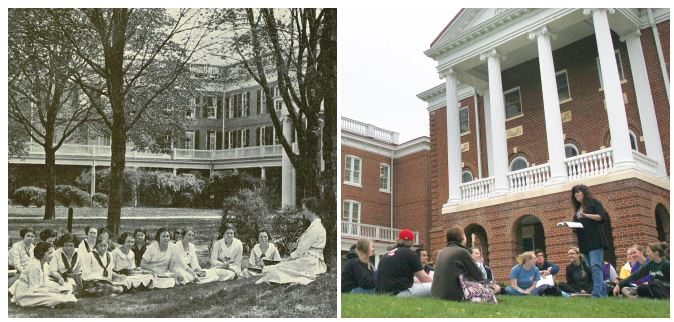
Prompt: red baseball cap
<box><xmin>398</xmin><ymin>229</ymin><xmax>414</xmax><ymax>241</ymax></box>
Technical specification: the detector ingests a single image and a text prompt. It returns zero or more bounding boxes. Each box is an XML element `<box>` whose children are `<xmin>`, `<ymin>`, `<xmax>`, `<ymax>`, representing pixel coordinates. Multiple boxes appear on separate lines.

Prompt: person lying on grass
<box><xmin>613</xmin><ymin>242</ymin><xmax>670</xmax><ymax>299</ymax></box>
<box><xmin>242</xmin><ymin>230</ymin><xmax>282</xmax><ymax>279</ymax></box>
<box><xmin>80</xmin><ymin>237</ymin><xmax>125</xmax><ymax>297</ymax></box>
<box><xmin>256</xmin><ymin>197</ymin><xmax>327</xmax><ymax>285</ymax></box>
<box><xmin>375</xmin><ymin>228</ymin><xmax>432</xmax><ymax>296</ymax></box>
<box><xmin>9</xmin><ymin>241</ymin><xmax>78</xmax><ymax>307</ymax></box>
<box><xmin>341</xmin><ymin>238</ymin><xmax>376</xmax><ymax>294</ymax></box>
<box><xmin>504</xmin><ymin>251</ymin><xmax>548</xmax><ymax>296</ymax></box>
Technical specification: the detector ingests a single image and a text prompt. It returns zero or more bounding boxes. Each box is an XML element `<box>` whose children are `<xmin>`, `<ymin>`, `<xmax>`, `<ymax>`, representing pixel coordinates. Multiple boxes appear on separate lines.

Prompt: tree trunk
<box><xmin>43</xmin><ymin>148</ymin><xmax>56</xmax><ymax>220</ymax></box>
<box><xmin>107</xmin><ymin>112</ymin><xmax>126</xmax><ymax>236</ymax></box>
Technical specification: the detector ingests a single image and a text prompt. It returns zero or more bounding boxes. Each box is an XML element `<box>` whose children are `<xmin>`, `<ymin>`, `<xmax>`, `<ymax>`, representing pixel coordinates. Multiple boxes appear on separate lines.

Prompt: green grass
<box><xmin>341</xmin><ymin>293</ymin><xmax>670</xmax><ymax>318</ymax></box>
<box><xmin>8</xmin><ymin>207</ymin><xmax>337</xmax><ymax>317</ymax></box>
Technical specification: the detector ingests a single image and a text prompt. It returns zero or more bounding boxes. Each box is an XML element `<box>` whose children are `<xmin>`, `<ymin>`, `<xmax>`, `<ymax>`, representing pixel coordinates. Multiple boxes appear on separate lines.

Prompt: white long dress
<box><xmin>209</xmin><ymin>238</ymin><xmax>243</xmax><ymax>281</ymax></box>
<box><xmin>111</xmin><ymin>247</ymin><xmax>155</xmax><ymax>289</ymax></box>
<box><xmin>48</xmin><ymin>248</ymin><xmax>80</xmax><ymax>291</ymax></box>
<box><xmin>10</xmin><ymin>258</ymin><xmax>77</xmax><ymax>307</ymax></box>
<box><xmin>142</xmin><ymin>242</ymin><xmax>195</xmax><ymax>288</ymax></box>
<box><xmin>256</xmin><ymin>218</ymin><xmax>327</xmax><ymax>285</ymax></box>
<box><xmin>76</xmin><ymin>239</ymin><xmax>94</xmax><ymax>256</ymax></box>
<box><xmin>242</xmin><ymin>243</ymin><xmax>282</xmax><ymax>278</ymax></box>
<box><xmin>175</xmin><ymin>240</ymin><xmax>218</xmax><ymax>284</ymax></box>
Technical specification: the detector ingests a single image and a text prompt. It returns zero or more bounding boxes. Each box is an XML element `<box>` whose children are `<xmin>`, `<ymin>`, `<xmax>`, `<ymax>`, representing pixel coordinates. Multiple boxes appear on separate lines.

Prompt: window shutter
<box><xmin>195</xmin><ymin>106</ymin><xmax>201</xmax><ymax>119</ymax></box>
<box><xmin>202</xmin><ymin>102</ymin><xmax>208</xmax><ymax>118</ymax></box>
<box><xmin>194</xmin><ymin>130</ymin><xmax>200</xmax><ymax>150</ymax></box>
<box><xmin>217</xmin><ymin>131</ymin><xmax>222</xmax><ymax>149</ymax></box>
<box><xmin>206</xmin><ymin>131</ymin><xmax>211</xmax><ymax>150</ymax></box>
<box><xmin>217</xmin><ymin>97</ymin><xmax>222</xmax><ymax>119</ymax></box>
<box><xmin>256</xmin><ymin>90</ymin><xmax>261</xmax><ymax>115</ymax></box>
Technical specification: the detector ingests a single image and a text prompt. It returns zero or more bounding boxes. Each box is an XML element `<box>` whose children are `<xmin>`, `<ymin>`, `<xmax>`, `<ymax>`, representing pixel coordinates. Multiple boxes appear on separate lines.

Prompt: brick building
<box><xmin>417</xmin><ymin>8</ymin><xmax>670</xmax><ymax>281</ymax></box>
<box><xmin>341</xmin><ymin>117</ymin><xmax>431</xmax><ymax>263</ymax></box>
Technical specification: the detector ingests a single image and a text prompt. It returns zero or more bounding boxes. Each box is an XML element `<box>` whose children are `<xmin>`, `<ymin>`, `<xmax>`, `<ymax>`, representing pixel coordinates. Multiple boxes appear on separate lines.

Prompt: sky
<box><xmin>340</xmin><ymin>8</ymin><xmax>462</xmax><ymax>143</ymax></box>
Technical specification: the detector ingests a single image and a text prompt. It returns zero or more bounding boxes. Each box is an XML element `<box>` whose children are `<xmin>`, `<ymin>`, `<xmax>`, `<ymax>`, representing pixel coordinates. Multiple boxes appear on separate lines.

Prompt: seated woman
<box><xmin>9</xmin><ymin>242</ymin><xmax>77</xmax><ymax>307</ymax></box>
<box><xmin>603</xmin><ymin>260</ymin><xmax>619</xmax><ymax>295</ymax></box>
<box><xmin>111</xmin><ymin>232</ymin><xmax>155</xmax><ymax>290</ymax></box>
<box><xmin>504</xmin><ymin>251</ymin><xmax>547</xmax><ymax>296</ymax></box>
<box><xmin>131</xmin><ymin>229</ymin><xmax>147</xmax><ymax>268</ymax></box>
<box><xmin>557</xmin><ymin>247</ymin><xmax>593</xmax><ymax>294</ymax></box>
<box><xmin>471</xmin><ymin>247</ymin><xmax>501</xmax><ymax>294</ymax></box>
<box><xmin>141</xmin><ymin>228</ymin><xmax>194</xmax><ymax>288</ymax></box>
<box><xmin>614</xmin><ymin>242</ymin><xmax>670</xmax><ymax>299</ymax></box>
<box><xmin>39</xmin><ymin>228</ymin><xmax>58</xmax><ymax>246</ymax></box>
<box><xmin>242</xmin><ymin>230</ymin><xmax>282</xmax><ymax>278</ymax></box>
<box><xmin>256</xmin><ymin>197</ymin><xmax>327</xmax><ymax>285</ymax></box>
<box><xmin>172</xmin><ymin>229</ymin><xmax>183</xmax><ymax>244</ymax></box>
<box><xmin>175</xmin><ymin>228</ymin><xmax>219</xmax><ymax>284</ymax></box>
<box><xmin>210</xmin><ymin>224</ymin><xmax>244</xmax><ymax>281</ymax></box>
<box><xmin>620</xmin><ymin>244</ymin><xmax>652</xmax><ymax>298</ymax></box>
<box><xmin>10</xmin><ymin>228</ymin><xmax>36</xmax><ymax>287</ymax></box>
<box><xmin>80</xmin><ymin>237</ymin><xmax>125</xmax><ymax>297</ymax></box>
<box><xmin>48</xmin><ymin>233</ymin><xmax>82</xmax><ymax>293</ymax></box>
<box><xmin>341</xmin><ymin>238</ymin><xmax>376</xmax><ymax>294</ymax></box>
<box><xmin>77</xmin><ymin>226</ymin><xmax>98</xmax><ymax>255</ymax></box>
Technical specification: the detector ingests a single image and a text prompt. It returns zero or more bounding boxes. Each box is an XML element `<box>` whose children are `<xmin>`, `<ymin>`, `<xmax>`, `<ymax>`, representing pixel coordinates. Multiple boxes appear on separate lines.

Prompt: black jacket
<box><xmin>431</xmin><ymin>242</ymin><xmax>484</xmax><ymax>301</ymax></box>
<box><xmin>341</xmin><ymin>252</ymin><xmax>376</xmax><ymax>293</ymax></box>
<box><xmin>573</xmin><ymin>198</ymin><xmax>609</xmax><ymax>253</ymax></box>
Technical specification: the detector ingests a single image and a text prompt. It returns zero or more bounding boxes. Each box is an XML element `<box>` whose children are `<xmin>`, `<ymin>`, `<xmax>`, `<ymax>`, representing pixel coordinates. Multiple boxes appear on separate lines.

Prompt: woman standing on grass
<box><xmin>571</xmin><ymin>184</ymin><xmax>609</xmax><ymax>297</ymax></box>
<box><xmin>175</xmin><ymin>228</ymin><xmax>219</xmax><ymax>284</ymax></box>
<box><xmin>613</xmin><ymin>242</ymin><xmax>670</xmax><ymax>299</ymax></box>
<box><xmin>10</xmin><ymin>242</ymin><xmax>77</xmax><ymax>307</ymax></box>
<box><xmin>557</xmin><ymin>247</ymin><xmax>593</xmax><ymax>294</ymax></box>
<box><xmin>210</xmin><ymin>224</ymin><xmax>243</xmax><ymax>281</ymax></box>
<box><xmin>504</xmin><ymin>251</ymin><xmax>547</xmax><ymax>296</ymax></box>
<box><xmin>242</xmin><ymin>230</ymin><xmax>282</xmax><ymax>278</ymax></box>
<box><xmin>80</xmin><ymin>237</ymin><xmax>125</xmax><ymax>297</ymax></box>
<box><xmin>341</xmin><ymin>238</ymin><xmax>376</xmax><ymax>294</ymax></box>
<box><xmin>112</xmin><ymin>232</ymin><xmax>155</xmax><ymax>290</ymax></box>
<box><xmin>141</xmin><ymin>228</ymin><xmax>195</xmax><ymax>288</ymax></box>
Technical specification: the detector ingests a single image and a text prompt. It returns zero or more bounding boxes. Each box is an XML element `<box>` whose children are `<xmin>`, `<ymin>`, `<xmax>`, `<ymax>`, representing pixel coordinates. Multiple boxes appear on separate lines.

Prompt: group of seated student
<box><xmin>341</xmin><ymin>225</ymin><xmax>670</xmax><ymax>302</ymax></box>
<box><xmin>8</xmin><ymin>197</ymin><xmax>328</xmax><ymax>308</ymax></box>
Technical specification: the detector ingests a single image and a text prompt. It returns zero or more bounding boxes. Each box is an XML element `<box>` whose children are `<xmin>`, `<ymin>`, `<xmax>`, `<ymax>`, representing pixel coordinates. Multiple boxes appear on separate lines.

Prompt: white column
<box><xmin>480</xmin><ymin>49</ymin><xmax>509</xmax><ymax>195</ymax></box>
<box><xmin>529</xmin><ymin>26</ymin><xmax>568</xmax><ymax>183</ymax></box>
<box><xmin>481</xmin><ymin>89</ymin><xmax>495</xmax><ymax>178</ymax></box>
<box><xmin>90</xmin><ymin>164</ymin><xmax>96</xmax><ymax>195</ymax></box>
<box><xmin>444</xmin><ymin>69</ymin><xmax>463</xmax><ymax>206</ymax></box>
<box><xmin>260</xmin><ymin>167</ymin><xmax>267</xmax><ymax>180</ymax></box>
<box><xmin>173</xmin><ymin>168</ymin><xmax>177</xmax><ymax>175</ymax></box>
<box><xmin>281</xmin><ymin>116</ymin><xmax>295</xmax><ymax>207</ymax></box>
<box><xmin>585</xmin><ymin>8</ymin><xmax>635</xmax><ymax>169</ymax></box>
<box><xmin>621</xmin><ymin>30</ymin><xmax>668</xmax><ymax>178</ymax></box>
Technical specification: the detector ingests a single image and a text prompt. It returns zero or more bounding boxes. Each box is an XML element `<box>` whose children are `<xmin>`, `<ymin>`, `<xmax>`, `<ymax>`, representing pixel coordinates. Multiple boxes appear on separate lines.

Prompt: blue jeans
<box><xmin>584</xmin><ymin>249</ymin><xmax>607</xmax><ymax>298</ymax></box>
<box><xmin>504</xmin><ymin>285</ymin><xmax>547</xmax><ymax>296</ymax></box>
<box><xmin>350</xmin><ymin>287</ymin><xmax>375</xmax><ymax>294</ymax></box>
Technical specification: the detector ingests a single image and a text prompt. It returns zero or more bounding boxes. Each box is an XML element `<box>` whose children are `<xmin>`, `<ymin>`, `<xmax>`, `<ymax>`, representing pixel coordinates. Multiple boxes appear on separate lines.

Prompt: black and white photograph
<box><xmin>5</xmin><ymin>8</ymin><xmax>336</xmax><ymax>318</ymax></box>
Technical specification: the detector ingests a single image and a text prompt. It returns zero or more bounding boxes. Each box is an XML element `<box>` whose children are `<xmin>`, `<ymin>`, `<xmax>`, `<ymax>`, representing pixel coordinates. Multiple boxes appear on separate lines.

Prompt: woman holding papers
<box><xmin>571</xmin><ymin>184</ymin><xmax>610</xmax><ymax>297</ymax></box>
<box><xmin>504</xmin><ymin>251</ymin><xmax>547</xmax><ymax>296</ymax></box>
<box><xmin>242</xmin><ymin>230</ymin><xmax>281</xmax><ymax>278</ymax></box>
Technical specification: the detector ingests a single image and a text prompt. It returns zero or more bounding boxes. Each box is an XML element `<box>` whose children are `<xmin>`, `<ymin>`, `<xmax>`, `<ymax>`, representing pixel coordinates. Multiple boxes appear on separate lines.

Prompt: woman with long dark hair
<box><xmin>571</xmin><ymin>184</ymin><xmax>609</xmax><ymax>297</ymax></box>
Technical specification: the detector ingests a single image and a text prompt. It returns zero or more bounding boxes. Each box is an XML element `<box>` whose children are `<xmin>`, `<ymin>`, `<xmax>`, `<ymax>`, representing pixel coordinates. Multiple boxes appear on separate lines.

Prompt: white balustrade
<box><xmin>507</xmin><ymin>164</ymin><xmax>551</xmax><ymax>192</ymax></box>
<box><xmin>341</xmin><ymin>221</ymin><xmax>419</xmax><ymax>244</ymax></box>
<box><xmin>460</xmin><ymin>177</ymin><xmax>495</xmax><ymax>201</ymax></box>
<box><xmin>565</xmin><ymin>148</ymin><xmax>614</xmax><ymax>181</ymax></box>
<box><xmin>632</xmin><ymin>150</ymin><xmax>658</xmax><ymax>176</ymax></box>
<box><xmin>342</xmin><ymin>117</ymin><xmax>399</xmax><ymax>144</ymax></box>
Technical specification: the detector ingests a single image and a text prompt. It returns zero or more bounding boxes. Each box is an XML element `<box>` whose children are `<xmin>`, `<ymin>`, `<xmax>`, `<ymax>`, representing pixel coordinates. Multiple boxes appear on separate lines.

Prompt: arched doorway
<box><xmin>465</xmin><ymin>224</ymin><xmax>490</xmax><ymax>265</ymax></box>
<box><xmin>655</xmin><ymin>204</ymin><xmax>669</xmax><ymax>242</ymax></box>
<box><xmin>514</xmin><ymin>215</ymin><xmax>546</xmax><ymax>254</ymax></box>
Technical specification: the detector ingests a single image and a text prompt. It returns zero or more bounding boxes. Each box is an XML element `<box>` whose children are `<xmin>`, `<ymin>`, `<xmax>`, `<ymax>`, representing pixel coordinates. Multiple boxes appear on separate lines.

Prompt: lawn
<box><xmin>341</xmin><ymin>293</ymin><xmax>670</xmax><ymax>318</ymax></box>
<box><xmin>8</xmin><ymin>206</ymin><xmax>337</xmax><ymax>317</ymax></box>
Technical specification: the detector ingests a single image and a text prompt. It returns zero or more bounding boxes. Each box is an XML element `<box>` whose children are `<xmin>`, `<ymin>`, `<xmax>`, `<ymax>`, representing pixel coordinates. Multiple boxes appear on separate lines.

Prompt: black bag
<box><xmin>540</xmin><ymin>285</ymin><xmax>563</xmax><ymax>296</ymax></box>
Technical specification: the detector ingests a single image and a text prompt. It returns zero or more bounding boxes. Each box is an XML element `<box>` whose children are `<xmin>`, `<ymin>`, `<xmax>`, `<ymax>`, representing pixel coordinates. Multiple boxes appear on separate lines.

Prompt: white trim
<box><xmin>503</xmin><ymin>86</ymin><xmax>523</xmax><ymax>118</ymax></box>
<box><xmin>597</xmin><ymin>49</ymin><xmax>626</xmax><ymax>88</ymax></box>
<box><xmin>379</xmin><ymin>163</ymin><xmax>391</xmax><ymax>193</ymax></box>
<box><xmin>629</xmin><ymin>130</ymin><xmax>639</xmax><ymax>152</ymax></box>
<box><xmin>344</xmin><ymin>155</ymin><xmax>362</xmax><ymax>186</ymax></box>
<box><xmin>342</xmin><ymin>200</ymin><xmax>361</xmax><ymax>224</ymax></box>
<box><xmin>418</xmin><ymin>83</ymin><xmax>475</xmax><ymax>112</ymax></box>
<box><xmin>509</xmin><ymin>156</ymin><xmax>529</xmax><ymax>172</ymax></box>
<box><xmin>564</xmin><ymin>143</ymin><xmax>579</xmax><ymax>158</ymax></box>
<box><xmin>459</xmin><ymin>106</ymin><xmax>470</xmax><ymax>134</ymax></box>
<box><xmin>462</xmin><ymin>170</ymin><xmax>474</xmax><ymax>183</ymax></box>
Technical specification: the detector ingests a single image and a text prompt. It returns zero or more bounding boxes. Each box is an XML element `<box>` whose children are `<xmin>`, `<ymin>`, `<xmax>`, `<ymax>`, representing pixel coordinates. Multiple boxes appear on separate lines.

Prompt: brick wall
<box><xmin>393</xmin><ymin>150</ymin><xmax>431</xmax><ymax>247</ymax></box>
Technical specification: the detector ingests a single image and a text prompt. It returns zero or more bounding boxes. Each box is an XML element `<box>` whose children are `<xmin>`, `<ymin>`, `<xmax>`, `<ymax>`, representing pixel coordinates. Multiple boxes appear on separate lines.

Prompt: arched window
<box><xmin>629</xmin><ymin>131</ymin><xmax>638</xmax><ymax>152</ymax></box>
<box><xmin>565</xmin><ymin>143</ymin><xmax>579</xmax><ymax>158</ymax></box>
<box><xmin>462</xmin><ymin>170</ymin><xmax>473</xmax><ymax>183</ymax></box>
<box><xmin>509</xmin><ymin>156</ymin><xmax>529</xmax><ymax>172</ymax></box>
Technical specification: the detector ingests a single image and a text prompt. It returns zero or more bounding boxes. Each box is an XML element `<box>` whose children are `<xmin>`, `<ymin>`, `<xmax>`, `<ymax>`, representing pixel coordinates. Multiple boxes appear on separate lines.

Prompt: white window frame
<box><xmin>205</xmin><ymin>96</ymin><xmax>216</xmax><ymax>119</ymax></box>
<box><xmin>462</xmin><ymin>170</ymin><xmax>473</xmax><ymax>183</ymax></box>
<box><xmin>556</xmin><ymin>69</ymin><xmax>571</xmax><ymax>102</ymax></box>
<box><xmin>240</xmin><ymin>129</ymin><xmax>249</xmax><ymax>147</ymax></box>
<box><xmin>185</xmin><ymin>131</ymin><xmax>195</xmax><ymax>150</ymax></box>
<box><xmin>503</xmin><ymin>87</ymin><xmax>523</xmax><ymax>119</ymax></box>
<box><xmin>564</xmin><ymin>143</ymin><xmax>579</xmax><ymax>158</ymax></box>
<box><xmin>459</xmin><ymin>106</ymin><xmax>469</xmax><ymax>134</ymax></box>
<box><xmin>227</xmin><ymin>131</ymin><xmax>234</xmax><ymax>149</ymax></box>
<box><xmin>596</xmin><ymin>49</ymin><xmax>626</xmax><ymax>89</ymax></box>
<box><xmin>228</xmin><ymin>96</ymin><xmax>235</xmax><ymax>118</ymax></box>
<box><xmin>379</xmin><ymin>163</ymin><xmax>390</xmax><ymax>193</ymax></box>
<box><xmin>342</xmin><ymin>200</ymin><xmax>361</xmax><ymax>224</ymax></box>
<box><xmin>208</xmin><ymin>131</ymin><xmax>216</xmax><ymax>150</ymax></box>
<box><xmin>241</xmin><ymin>92</ymin><xmax>249</xmax><ymax>117</ymax></box>
<box><xmin>273</xmin><ymin>85</ymin><xmax>284</xmax><ymax>112</ymax></box>
<box><xmin>344</xmin><ymin>155</ymin><xmax>362</xmax><ymax>187</ymax></box>
<box><xmin>629</xmin><ymin>130</ymin><xmax>638</xmax><ymax>152</ymax></box>
<box><xmin>509</xmin><ymin>156</ymin><xmax>529</xmax><ymax>172</ymax></box>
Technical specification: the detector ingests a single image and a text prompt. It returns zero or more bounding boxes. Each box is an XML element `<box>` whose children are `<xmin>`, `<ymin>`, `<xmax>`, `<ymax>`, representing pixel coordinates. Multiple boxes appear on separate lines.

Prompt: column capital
<box><xmin>479</xmin><ymin>49</ymin><xmax>503</xmax><ymax>61</ymax></box>
<box><xmin>527</xmin><ymin>25</ymin><xmax>557</xmax><ymax>41</ymax></box>
<box><xmin>583</xmin><ymin>8</ymin><xmax>615</xmax><ymax>16</ymax></box>
<box><xmin>440</xmin><ymin>67</ymin><xmax>456</xmax><ymax>78</ymax></box>
<box><xmin>619</xmin><ymin>29</ymin><xmax>642</xmax><ymax>42</ymax></box>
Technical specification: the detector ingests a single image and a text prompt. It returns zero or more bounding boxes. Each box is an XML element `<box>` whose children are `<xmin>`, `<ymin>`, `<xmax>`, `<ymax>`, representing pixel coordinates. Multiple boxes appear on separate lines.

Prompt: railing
<box><xmin>460</xmin><ymin>177</ymin><xmax>495</xmax><ymax>202</ymax></box>
<box><xmin>565</xmin><ymin>148</ymin><xmax>613</xmax><ymax>181</ymax></box>
<box><xmin>507</xmin><ymin>163</ymin><xmax>551</xmax><ymax>192</ymax></box>
<box><xmin>341</xmin><ymin>222</ymin><xmax>419</xmax><ymax>244</ymax></box>
<box><xmin>23</xmin><ymin>143</ymin><xmax>282</xmax><ymax>162</ymax></box>
<box><xmin>633</xmin><ymin>150</ymin><xmax>658</xmax><ymax>176</ymax></box>
<box><xmin>341</xmin><ymin>117</ymin><xmax>399</xmax><ymax>144</ymax></box>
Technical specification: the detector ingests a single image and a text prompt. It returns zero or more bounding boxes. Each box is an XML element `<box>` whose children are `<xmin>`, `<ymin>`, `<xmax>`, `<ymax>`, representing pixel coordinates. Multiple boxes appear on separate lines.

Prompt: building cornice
<box><xmin>394</xmin><ymin>137</ymin><xmax>430</xmax><ymax>158</ymax></box>
<box><xmin>341</xmin><ymin>132</ymin><xmax>430</xmax><ymax>159</ymax></box>
<box><xmin>638</xmin><ymin>8</ymin><xmax>670</xmax><ymax>27</ymax></box>
<box><xmin>417</xmin><ymin>83</ymin><xmax>475</xmax><ymax>112</ymax></box>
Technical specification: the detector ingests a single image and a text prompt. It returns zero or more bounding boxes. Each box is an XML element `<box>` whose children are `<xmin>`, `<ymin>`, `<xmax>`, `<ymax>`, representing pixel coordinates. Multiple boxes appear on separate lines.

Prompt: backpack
<box><xmin>459</xmin><ymin>273</ymin><xmax>498</xmax><ymax>303</ymax></box>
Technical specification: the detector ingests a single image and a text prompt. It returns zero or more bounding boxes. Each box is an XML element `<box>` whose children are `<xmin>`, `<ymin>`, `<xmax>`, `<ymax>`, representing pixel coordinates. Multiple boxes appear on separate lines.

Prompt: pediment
<box><xmin>431</xmin><ymin>9</ymin><xmax>507</xmax><ymax>48</ymax></box>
